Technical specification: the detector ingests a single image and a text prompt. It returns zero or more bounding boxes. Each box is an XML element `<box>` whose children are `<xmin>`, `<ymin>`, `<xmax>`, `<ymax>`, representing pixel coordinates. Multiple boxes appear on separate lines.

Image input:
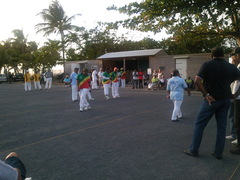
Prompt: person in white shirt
<box><xmin>98</xmin><ymin>68</ymin><xmax>104</xmax><ymax>88</ymax></box>
<box><xmin>70</xmin><ymin>67</ymin><xmax>79</xmax><ymax>101</ymax></box>
<box><xmin>91</xmin><ymin>68</ymin><xmax>98</xmax><ymax>89</ymax></box>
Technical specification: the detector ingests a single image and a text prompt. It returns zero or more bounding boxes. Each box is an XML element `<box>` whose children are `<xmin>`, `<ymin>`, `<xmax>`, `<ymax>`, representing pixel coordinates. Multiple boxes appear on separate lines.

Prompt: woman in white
<box><xmin>167</xmin><ymin>70</ymin><xmax>191</xmax><ymax>122</ymax></box>
<box><xmin>98</xmin><ymin>68</ymin><xmax>104</xmax><ymax>88</ymax></box>
<box><xmin>91</xmin><ymin>68</ymin><xmax>98</xmax><ymax>89</ymax></box>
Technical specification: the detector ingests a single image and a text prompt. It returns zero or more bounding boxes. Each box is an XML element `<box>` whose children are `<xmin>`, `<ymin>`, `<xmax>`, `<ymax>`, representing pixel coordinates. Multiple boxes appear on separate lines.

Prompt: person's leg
<box><xmin>5</xmin><ymin>152</ymin><xmax>26</xmax><ymax>180</ymax></box>
<box><xmin>235</xmin><ymin>100</ymin><xmax>240</xmax><ymax>148</ymax></box>
<box><xmin>189</xmin><ymin>100</ymin><xmax>215</xmax><ymax>153</ymax></box>
<box><xmin>112</xmin><ymin>82</ymin><xmax>116</xmax><ymax>98</ymax></box>
<box><xmin>214</xmin><ymin>99</ymin><xmax>230</xmax><ymax>157</ymax></box>
<box><xmin>49</xmin><ymin>78</ymin><xmax>52</xmax><ymax>89</ymax></box>
<box><xmin>28</xmin><ymin>82</ymin><xmax>31</xmax><ymax>91</ymax></box>
<box><xmin>24</xmin><ymin>82</ymin><xmax>27</xmax><ymax>91</ymax></box>
<box><xmin>82</xmin><ymin>88</ymin><xmax>89</xmax><ymax>109</ymax></box>
<box><xmin>176</xmin><ymin>101</ymin><xmax>183</xmax><ymax>118</ymax></box>
<box><xmin>45</xmin><ymin>78</ymin><xmax>49</xmax><ymax>89</ymax></box>
<box><xmin>34</xmin><ymin>81</ymin><xmax>37</xmax><ymax>89</ymax></box>
<box><xmin>79</xmin><ymin>90</ymin><xmax>83</xmax><ymax>111</ymax></box>
<box><xmin>171</xmin><ymin>100</ymin><xmax>178</xmax><ymax>121</ymax></box>
<box><xmin>37</xmin><ymin>81</ymin><xmax>42</xmax><ymax>89</ymax></box>
<box><xmin>227</xmin><ymin>101</ymin><xmax>236</xmax><ymax>138</ymax></box>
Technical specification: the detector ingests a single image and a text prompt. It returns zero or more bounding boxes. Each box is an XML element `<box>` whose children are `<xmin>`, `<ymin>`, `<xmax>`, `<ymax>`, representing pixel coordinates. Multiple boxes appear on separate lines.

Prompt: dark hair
<box><xmin>172</xmin><ymin>69</ymin><xmax>179</xmax><ymax>76</ymax></box>
<box><xmin>211</xmin><ymin>47</ymin><xmax>224</xmax><ymax>58</ymax></box>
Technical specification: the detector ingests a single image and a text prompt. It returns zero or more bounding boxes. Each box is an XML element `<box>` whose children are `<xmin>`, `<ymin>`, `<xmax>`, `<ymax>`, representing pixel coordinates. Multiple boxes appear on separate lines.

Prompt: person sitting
<box><xmin>0</xmin><ymin>152</ymin><xmax>26</xmax><ymax>180</ymax></box>
<box><xmin>148</xmin><ymin>75</ymin><xmax>159</xmax><ymax>90</ymax></box>
<box><xmin>63</xmin><ymin>75</ymin><xmax>71</xmax><ymax>87</ymax></box>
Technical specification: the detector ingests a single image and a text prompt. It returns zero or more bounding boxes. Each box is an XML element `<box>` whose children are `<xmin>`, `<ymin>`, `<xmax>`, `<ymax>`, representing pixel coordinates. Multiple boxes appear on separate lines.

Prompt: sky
<box><xmin>0</xmin><ymin>0</ymin><xmax>169</xmax><ymax>45</ymax></box>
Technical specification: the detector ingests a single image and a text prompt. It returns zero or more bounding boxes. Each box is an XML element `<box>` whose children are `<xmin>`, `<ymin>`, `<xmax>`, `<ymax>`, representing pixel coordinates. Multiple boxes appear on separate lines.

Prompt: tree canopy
<box><xmin>108</xmin><ymin>0</ymin><xmax>240</xmax><ymax>45</ymax></box>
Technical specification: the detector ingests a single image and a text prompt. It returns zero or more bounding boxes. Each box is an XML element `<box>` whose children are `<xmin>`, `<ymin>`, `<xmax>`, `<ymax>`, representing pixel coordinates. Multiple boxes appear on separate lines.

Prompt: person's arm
<box><xmin>195</xmin><ymin>76</ymin><xmax>215</xmax><ymax>105</ymax></box>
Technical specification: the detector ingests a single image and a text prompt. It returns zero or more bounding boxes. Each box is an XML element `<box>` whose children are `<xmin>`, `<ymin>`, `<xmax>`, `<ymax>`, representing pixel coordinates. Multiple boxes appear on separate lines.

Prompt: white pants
<box><xmin>34</xmin><ymin>81</ymin><xmax>41</xmax><ymax>90</ymax></box>
<box><xmin>45</xmin><ymin>77</ymin><xmax>52</xmax><ymax>89</ymax></box>
<box><xmin>79</xmin><ymin>88</ymin><xmax>89</xmax><ymax>109</ymax></box>
<box><xmin>87</xmin><ymin>90</ymin><xmax>93</xmax><ymax>99</ymax></box>
<box><xmin>92</xmin><ymin>79</ymin><xmax>98</xmax><ymax>89</ymax></box>
<box><xmin>112</xmin><ymin>82</ymin><xmax>119</xmax><ymax>98</ymax></box>
<box><xmin>171</xmin><ymin>100</ymin><xmax>183</xmax><ymax>120</ymax></box>
<box><xmin>121</xmin><ymin>79</ymin><xmax>126</xmax><ymax>88</ymax></box>
<box><xmin>25</xmin><ymin>82</ymin><xmax>31</xmax><ymax>91</ymax></box>
<box><xmin>103</xmin><ymin>83</ymin><xmax>110</xmax><ymax>96</ymax></box>
<box><xmin>71</xmin><ymin>85</ymin><xmax>78</xmax><ymax>101</ymax></box>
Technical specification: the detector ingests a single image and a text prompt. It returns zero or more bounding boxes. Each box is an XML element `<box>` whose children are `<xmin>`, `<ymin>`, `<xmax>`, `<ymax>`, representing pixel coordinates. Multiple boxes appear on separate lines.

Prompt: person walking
<box><xmin>24</xmin><ymin>70</ymin><xmax>31</xmax><ymax>91</ymax></box>
<box><xmin>183</xmin><ymin>47</ymin><xmax>240</xmax><ymax>160</ymax></box>
<box><xmin>77</xmin><ymin>68</ymin><xmax>91</xmax><ymax>112</ymax></box>
<box><xmin>167</xmin><ymin>70</ymin><xmax>191</xmax><ymax>122</ymax></box>
<box><xmin>102</xmin><ymin>67</ymin><xmax>111</xmax><ymax>100</ymax></box>
<box><xmin>70</xmin><ymin>67</ymin><xmax>79</xmax><ymax>102</ymax></box>
<box><xmin>33</xmin><ymin>70</ymin><xmax>42</xmax><ymax>90</ymax></box>
<box><xmin>111</xmin><ymin>67</ymin><xmax>120</xmax><ymax>98</ymax></box>
<box><xmin>45</xmin><ymin>69</ymin><xmax>53</xmax><ymax>92</ymax></box>
<box><xmin>138</xmin><ymin>69</ymin><xmax>144</xmax><ymax>89</ymax></box>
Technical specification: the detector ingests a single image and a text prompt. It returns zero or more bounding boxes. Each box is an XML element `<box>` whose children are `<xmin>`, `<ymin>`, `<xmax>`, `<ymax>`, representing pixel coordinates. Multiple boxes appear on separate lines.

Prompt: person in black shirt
<box><xmin>183</xmin><ymin>47</ymin><xmax>240</xmax><ymax>160</ymax></box>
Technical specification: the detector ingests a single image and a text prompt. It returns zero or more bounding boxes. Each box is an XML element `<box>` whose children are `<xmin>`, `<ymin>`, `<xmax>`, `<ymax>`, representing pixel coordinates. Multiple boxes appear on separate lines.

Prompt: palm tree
<box><xmin>35</xmin><ymin>0</ymin><xmax>81</xmax><ymax>68</ymax></box>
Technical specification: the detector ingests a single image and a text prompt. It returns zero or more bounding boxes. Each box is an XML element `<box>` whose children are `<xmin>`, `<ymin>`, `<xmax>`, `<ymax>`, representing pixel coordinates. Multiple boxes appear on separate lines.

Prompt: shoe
<box><xmin>232</xmin><ymin>139</ymin><xmax>238</xmax><ymax>144</ymax></box>
<box><xmin>105</xmin><ymin>96</ymin><xmax>110</xmax><ymax>100</ymax></box>
<box><xmin>211</xmin><ymin>152</ymin><xmax>222</xmax><ymax>160</ymax></box>
<box><xmin>84</xmin><ymin>107</ymin><xmax>88</xmax><ymax>111</ymax></box>
<box><xmin>226</xmin><ymin>135</ymin><xmax>236</xmax><ymax>140</ymax></box>
<box><xmin>80</xmin><ymin>108</ymin><xmax>83</xmax><ymax>112</ymax></box>
<box><xmin>89</xmin><ymin>98</ymin><xmax>95</xmax><ymax>101</ymax></box>
<box><xmin>229</xmin><ymin>148</ymin><xmax>240</xmax><ymax>155</ymax></box>
<box><xmin>183</xmin><ymin>150</ymin><xmax>198</xmax><ymax>157</ymax></box>
<box><xmin>178</xmin><ymin>116</ymin><xmax>183</xmax><ymax>119</ymax></box>
<box><xmin>116</xmin><ymin>95</ymin><xmax>120</xmax><ymax>98</ymax></box>
<box><xmin>113</xmin><ymin>96</ymin><xmax>117</xmax><ymax>98</ymax></box>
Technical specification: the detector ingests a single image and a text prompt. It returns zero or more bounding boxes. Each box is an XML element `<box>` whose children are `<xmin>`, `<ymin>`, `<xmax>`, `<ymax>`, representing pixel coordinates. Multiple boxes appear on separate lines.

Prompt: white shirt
<box><xmin>231</xmin><ymin>64</ymin><xmax>240</xmax><ymax>100</ymax></box>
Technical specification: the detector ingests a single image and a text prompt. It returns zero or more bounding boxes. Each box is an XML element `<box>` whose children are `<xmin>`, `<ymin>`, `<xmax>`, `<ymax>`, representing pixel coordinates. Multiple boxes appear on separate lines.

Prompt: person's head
<box><xmin>99</xmin><ymin>68</ymin><xmax>102</xmax><ymax>71</ymax></box>
<box><xmin>211</xmin><ymin>47</ymin><xmax>224</xmax><ymax>58</ymax></box>
<box><xmin>120</xmin><ymin>68</ymin><xmax>124</xmax><ymax>71</ymax></box>
<box><xmin>105</xmin><ymin>67</ymin><xmax>110</xmax><ymax>72</ymax></box>
<box><xmin>74</xmin><ymin>67</ymin><xmax>79</xmax><ymax>73</ymax></box>
<box><xmin>83</xmin><ymin>68</ymin><xmax>89</xmax><ymax>75</ymax></box>
<box><xmin>114</xmin><ymin>67</ymin><xmax>118</xmax><ymax>72</ymax></box>
<box><xmin>172</xmin><ymin>69</ymin><xmax>180</xmax><ymax>76</ymax></box>
<box><xmin>230</xmin><ymin>47</ymin><xmax>240</xmax><ymax>65</ymax></box>
<box><xmin>26</xmin><ymin>70</ymin><xmax>29</xmax><ymax>73</ymax></box>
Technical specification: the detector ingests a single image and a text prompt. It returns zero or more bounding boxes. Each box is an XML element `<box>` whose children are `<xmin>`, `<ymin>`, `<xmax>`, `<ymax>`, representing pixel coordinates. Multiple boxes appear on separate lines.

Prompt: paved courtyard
<box><xmin>0</xmin><ymin>83</ymin><xmax>240</xmax><ymax>180</ymax></box>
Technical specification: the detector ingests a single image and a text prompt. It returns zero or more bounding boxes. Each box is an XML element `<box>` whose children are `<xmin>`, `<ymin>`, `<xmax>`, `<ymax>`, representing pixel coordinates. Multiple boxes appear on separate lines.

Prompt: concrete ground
<box><xmin>0</xmin><ymin>83</ymin><xmax>240</xmax><ymax>180</ymax></box>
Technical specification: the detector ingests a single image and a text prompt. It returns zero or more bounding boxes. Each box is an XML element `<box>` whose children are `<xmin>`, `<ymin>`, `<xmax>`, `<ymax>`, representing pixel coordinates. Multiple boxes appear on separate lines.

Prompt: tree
<box><xmin>108</xmin><ymin>0</ymin><xmax>240</xmax><ymax>46</ymax></box>
<box><xmin>35</xmin><ymin>0</ymin><xmax>81</xmax><ymax>65</ymax></box>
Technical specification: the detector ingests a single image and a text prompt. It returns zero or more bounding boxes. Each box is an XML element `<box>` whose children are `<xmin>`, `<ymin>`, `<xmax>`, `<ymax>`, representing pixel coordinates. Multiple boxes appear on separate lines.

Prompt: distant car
<box><xmin>0</xmin><ymin>74</ymin><xmax>7</xmax><ymax>83</ymax></box>
<box><xmin>13</xmin><ymin>73</ymin><xmax>24</xmax><ymax>82</ymax></box>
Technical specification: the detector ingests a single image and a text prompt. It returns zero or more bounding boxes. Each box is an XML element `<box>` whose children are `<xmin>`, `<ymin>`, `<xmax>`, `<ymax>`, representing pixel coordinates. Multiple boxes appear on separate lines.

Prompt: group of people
<box><xmin>24</xmin><ymin>69</ymin><xmax>53</xmax><ymax>92</ymax></box>
<box><xmin>70</xmin><ymin>67</ymin><xmax>126</xmax><ymax>112</ymax></box>
<box><xmin>148</xmin><ymin>69</ymin><xmax>167</xmax><ymax>90</ymax></box>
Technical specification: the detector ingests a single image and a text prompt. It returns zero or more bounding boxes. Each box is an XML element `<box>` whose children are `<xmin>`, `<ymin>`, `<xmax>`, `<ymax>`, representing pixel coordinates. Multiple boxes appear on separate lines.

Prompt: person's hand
<box><xmin>206</xmin><ymin>95</ymin><xmax>215</xmax><ymax>105</ymax></box>
<box><xmin>166</xmin><ymin>94</ymin><xmax>170</xmax><ymax>99</ymax></box>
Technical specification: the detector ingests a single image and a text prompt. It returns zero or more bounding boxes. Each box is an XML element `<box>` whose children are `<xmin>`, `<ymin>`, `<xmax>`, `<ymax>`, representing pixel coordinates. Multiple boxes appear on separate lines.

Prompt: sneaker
<box><xmin>105</xmin><ymin>96</ymin><xmax>110</xmax><ymax>100</ymax></box>
<box><xmin>232</xmin><ymin>139</ymin><xmax>238</xmax><ymax>144</ymax></box>
<box><xmin>80</xmin><ymin>108</ymin><xmax>83</xmax><ymax>112</ymax></box>
<box><xmin>183</xmin><ymin>150</ymin><xmax>198</xmax><ymax>157</ymax></box>
<box><xmin>226</xmin><ymin>135</ymin><xmax>236</xmax><ymax>140</ymax></box>
<box><xmin>89</xmin><ymin>98</ymin><xmax>95</xmax><ymax>101</ymax></box>
<box><xmin>116</xmin><ymin>95</ymin><xmax>120</xmax><ymax>98</ymax></box>
<box><xmin>229</xmin><ymin>148</ymin><xmax>240</xmax><ymax>154</ymax></box>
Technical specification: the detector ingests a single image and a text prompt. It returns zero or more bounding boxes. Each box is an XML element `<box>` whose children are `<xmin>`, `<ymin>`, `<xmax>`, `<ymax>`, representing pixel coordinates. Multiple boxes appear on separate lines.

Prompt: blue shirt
<box><xmin>70</xmin><ymin>72</ymin><xmax>78</xmax><ymax>85</ymax></box>
<box><xmin>167</xmin><ymin>76</ymin><xmax>187</xmax><ymax>101</ymax></box>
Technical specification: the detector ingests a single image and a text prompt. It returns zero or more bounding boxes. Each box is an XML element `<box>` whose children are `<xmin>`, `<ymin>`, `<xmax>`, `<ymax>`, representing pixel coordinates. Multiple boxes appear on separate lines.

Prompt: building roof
<box><xmin>97</xmin><ymin>49</ymin><xmax>163</xmax><ymax>59</ymax></box>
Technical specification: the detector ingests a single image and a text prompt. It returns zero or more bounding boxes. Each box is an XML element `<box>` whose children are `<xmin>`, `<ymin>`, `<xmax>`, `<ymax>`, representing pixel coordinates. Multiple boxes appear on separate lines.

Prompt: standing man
<box><xmin>111</xmin><ymin>67</ymin><xmax>120</xmax><ymax>98</ymax></box>
<box><xmin>167</xmin><ymin>70</ymin><xmax>191</xmax><ymax>122</ymax></box>
<box><xmin>102</xmin><ymin>67</ymin><xmax>111</xmax><ymax>100</ymax></box>
<box><xmin>138</xmin><ymin>69</ymin><xmax>144</xmax><ymax>89</ymax></box>
<box><xmin>120</xmin><ymin>68</ymin><xmax>126</xmax><ymax>88</ymax></box>
<box><xmin>33</xmin><ymin>70</ymin><xmax>42</xmax><ymax>90</ymax></box>
<box><xmin>132</xmin><ymin>69</ymin><xmax>138</xmax><ymax>89</ymax></box>
<box><xmin>24</xmin><ymin>70</ymin><xmax>31</xmax><ymax>91</ymax></box>
<box><xmin>45</xmin><ymin>69</ymin><xmax>53</xmax><ymax>92</ymax></box>
<box><xmin>77</xmin><ymin>68</ymin><xmax>91</xmax><ymax>112</ymax></box>
<box><xmin>98</xmin><ymin>68</ymin><xmax>104</xmax><ymax>88</ymax></box>
<box><xmin>91</xmin><ymin>68</ymin><xmax>98</xmax><ymax>89</ymax></box>
<box><xmin>228</xmin><ymin>47</ymin><xmax>240</xmax><ymax>154</ymax></box>
<box><xmin>70</xmin><ymin>67</ymin><xmax>79</xmax><ymax>102</ymax></box>
<box><xmin>183</xmin><ymin>47</ymin><xmax>240</xmax><ymax>160</ymax></box>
